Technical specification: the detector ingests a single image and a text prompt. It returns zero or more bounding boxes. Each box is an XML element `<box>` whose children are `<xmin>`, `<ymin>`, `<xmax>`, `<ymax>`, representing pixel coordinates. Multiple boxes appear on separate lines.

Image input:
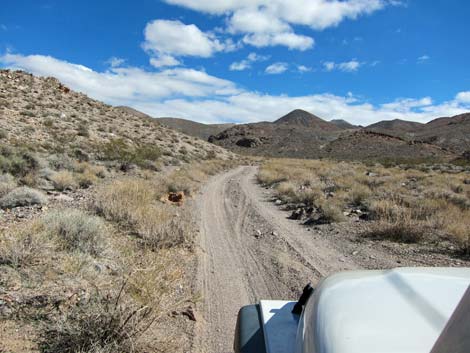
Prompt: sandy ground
<box><xmin>190</xmin><ymin>165</ymin><xmax>469</xmax><ymax>353</ymax></box>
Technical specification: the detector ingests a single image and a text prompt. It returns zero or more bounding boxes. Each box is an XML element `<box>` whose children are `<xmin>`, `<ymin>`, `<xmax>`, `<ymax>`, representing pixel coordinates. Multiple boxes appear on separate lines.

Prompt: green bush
<box><xmin>0</xmin><ymin>187</ymin><xmax>47</xmax><ymax>209</ymax></box>
<box><xmin>43</xmin><ymin>210</ymin><xmax>107</xmax><ymax>256</ymax></box>
<box><xmin>99</xmin><ymin>139</ymin><xmax>162</xmax><ymax>168</ymax></box>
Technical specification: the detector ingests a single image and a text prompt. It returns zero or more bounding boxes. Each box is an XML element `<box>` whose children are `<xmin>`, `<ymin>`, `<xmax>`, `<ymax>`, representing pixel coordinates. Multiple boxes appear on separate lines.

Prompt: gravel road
<box><xmin>191</xmin><ymin>166</ymin><xmax>402</xmax><ymax>353</ymax></box>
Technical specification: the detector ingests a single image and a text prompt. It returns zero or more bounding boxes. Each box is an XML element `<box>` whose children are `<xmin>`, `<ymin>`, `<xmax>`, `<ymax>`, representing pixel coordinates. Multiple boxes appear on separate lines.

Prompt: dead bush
<box><xmin>0</xmin><ymin>186</ymin><xmax>47</xmax><ymax>209</ymax></box>
<box><xmin>43</xmin><ymin>210</ymin><xmax>107</xmax><ymax>256</ymax></box>
<box><xmin>0</xmin><ymin>221</ymin><xmax>48</xmax><ymax>268</ymax></box>
<box><xmin>50</xmin><ymin>171</ymin><xmax>77</xmax><ymax>191</ymax></box>
<box><xmin>39</xmin><ymin>287</ymin><xmax>154</xmax><ymax>353</ymax></box>
<box><xmin>365</xmin><ymin>219</ymin><xmax>426</xmax><ymax>243</ymax></box>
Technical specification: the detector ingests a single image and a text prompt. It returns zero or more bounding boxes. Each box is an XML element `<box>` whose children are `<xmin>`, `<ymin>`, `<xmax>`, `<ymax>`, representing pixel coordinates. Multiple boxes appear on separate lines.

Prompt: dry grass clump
<box><xmin>259</xmin><ymin>158</ymin><xmax>470</xmax><ymax>251</ymax></box>
<box><xmin>0</xmin><ymin>221</ymin><xmax>49</xmax><ymax>268</ymax></box>
<box><xmin>0</xmin><ymin>173</ymin><xmax>17</xmax><ymax>197</ymax></box>
<box><xmin>39</xmin><ymin>287</ymin><xmax>154</xmax><ymax>353</ymax></box>
<box><xmin>50</xmin><ymin>170</ymin><xmax>78</xmax><ymax>191</ymax></box>
<box><xmin>0</xmin><ymin>186</ymin><xmax>48</xmax><ymax>209</ymax></box>
<box><xmin>43</xmin><ymin>210</ymin><xmax>107</xmax><ymax>256</ymax></box>
<box><xmin>93</xmin><ymin>178</ymin><xmax>191</xmax><ymax>249</ymax></box>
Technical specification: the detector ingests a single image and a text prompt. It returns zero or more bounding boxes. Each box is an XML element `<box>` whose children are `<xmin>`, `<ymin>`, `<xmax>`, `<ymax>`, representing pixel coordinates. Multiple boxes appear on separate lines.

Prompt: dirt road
<box><xmin>192</xmin><ymin>166</ymin><xmax>398</xmax><ymax>353</ymax></box>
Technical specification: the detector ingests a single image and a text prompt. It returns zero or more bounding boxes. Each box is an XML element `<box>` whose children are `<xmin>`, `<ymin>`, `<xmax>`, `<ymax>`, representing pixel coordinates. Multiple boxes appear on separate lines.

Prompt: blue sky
<box><xmin>1</xmin><ymin>0</ymin><xmax>469</xmax><ymax>125</ymax></box>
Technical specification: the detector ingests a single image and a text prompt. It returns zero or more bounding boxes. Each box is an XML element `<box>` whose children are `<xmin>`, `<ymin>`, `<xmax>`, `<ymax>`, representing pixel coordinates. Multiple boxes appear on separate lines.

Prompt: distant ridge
<box><xmin>156</xmin><ymin>117</ymin><xmax>235</xmax><ymax>140</ymax></box>
<box><xmin>330</xmin><ymin>119</ymin><xmax>359</xmax><ymax>130</ymax></box>
<box><xmin>274</xmin><ymin>109</ymin><xmax>340</xmax><ymax>131</ymax></box>
<box><xmin>366</xmin><ymin>119</ymin><xmax>423</xmax><ymax>135</ymax></box>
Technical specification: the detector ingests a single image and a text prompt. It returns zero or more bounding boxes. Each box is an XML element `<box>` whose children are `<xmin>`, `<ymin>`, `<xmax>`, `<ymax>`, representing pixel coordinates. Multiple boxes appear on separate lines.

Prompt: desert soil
<box><xmin>191</xmin><ymin>166</ymin><xmax>469</xmax><ymax>353</ymax></box>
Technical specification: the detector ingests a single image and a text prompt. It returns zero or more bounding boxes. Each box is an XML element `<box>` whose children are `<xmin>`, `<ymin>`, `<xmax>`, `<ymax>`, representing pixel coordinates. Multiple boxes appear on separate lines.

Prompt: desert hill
<box><xmin>329</xmin><ymin>119</ymin><xmax>360</xmax><ymax>130</ymax></box>
<box><xmin>416</xmin><ymin>113</ymin><xmax>470</xmax><ymax>153</ymax></box>
<box><xmin>0</xmin><ymin>70</ymin><xmax>230</xmax><ymax>165</ymax></box>
<box><xmin>274</xmin><ymin>109</ymin><xmax>340</xmax><ymax>131</ymax></box>
<box><xmin>366</xmin><ymin>119</ymin><xmax>423</xmax><ymax>138</ymax></box>
<box><xmin>156</xmin><ymin>117</ymin><xmax>235</xmax><ymax>140</ymax></box>
<box><xmin>209</xmin><ymin>115</ymin><xmax>343</xmax><ymax>158</ymax></box>
<box><xmin>209</xmin><ymin>109</ymin><xmax>460</xmax><ymax>163</ymax></box>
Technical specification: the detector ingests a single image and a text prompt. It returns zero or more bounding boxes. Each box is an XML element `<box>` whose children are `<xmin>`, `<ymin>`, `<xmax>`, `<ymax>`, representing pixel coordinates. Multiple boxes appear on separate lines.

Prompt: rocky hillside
<box><xmin>156</xmin><ymin>117</ymin><xmax>235</xmax><ymax>140</ymax></box>
<box><xmin>416</xmin><ymin>113</ymin><xmax>470</xmax><ymax>154</ymax></box>
<box><xmin>273</xmin><ymin>109</ymin><xmax>341</xmax><ymax>131</ymax></box>
<box><xmin>324</xmin><ymin>130</ymin><xmax>455</xmax><ymax>163</ymax></box>
<box><xmin>366</xmin><ymin>119</ymin><xmax>423</xmax><ymax>138</ymax></box>
<box><xmin>0</xmin><ymin>70</ymin><xmax>231</xmax><ymax>166</ymax></box>
<box><xmin>366</xmin><ymin>113</ymin><xmax>470</xmax><ymax>155</ymax></box>
<box><xmin>209</xmin><ymin>119</ymin><xmax>342</xmax><ymax>158</ymax></box>
<box><xmin>209</xmin><ymin>108</ymin><xmax>458</xmax><ymax>163</ymax></box>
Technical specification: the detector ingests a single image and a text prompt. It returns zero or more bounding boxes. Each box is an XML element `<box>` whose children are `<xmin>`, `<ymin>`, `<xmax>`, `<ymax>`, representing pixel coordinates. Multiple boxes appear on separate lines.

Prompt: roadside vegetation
<box><xmin>258</xmin><ymin>159</ymin><xmax>470</xmax><ymax>254</ymax></box>
<box><xmin>0</xmin><ymin>153</ymin><xmax>238</xmax><ymax>353</ymax></box>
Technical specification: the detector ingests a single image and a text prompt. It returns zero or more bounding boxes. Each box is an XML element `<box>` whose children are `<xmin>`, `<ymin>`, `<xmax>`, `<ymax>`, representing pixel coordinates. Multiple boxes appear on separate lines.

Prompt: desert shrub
<box><xmin>346</xmin><ymin>184</ymin><xmax>371</xmax><ymax>206</ymax></box>
<box><xmin>0</xmin><ymin>222</ymin><xmax>48</xmax><ymax>268</ymax></box>
<box><xmin>0</xmin><ymin>173</ymin><xmax>17</xmax><ymax>197</ymax></box>
<box><xmin>365</xmin><ymin>219</ymin><xmax>425</xmax><ymax>243</ymax></box>
<box><xmin>318</xmin><ymin>201</ymin><xmax>346</xmax><ymax>223</ymax></box>
<box><xmin>93</xmin><ymin>178</ymin><xmax>190</xmax><ymax>248</ymax></box>
<box><xmin>99</xmin><ymin>139</ymin><xmax>162</xmax><ymax>169</ymax></box>
<box><xmin>43</xmin><ymin>210</ymin><xmax>107</xmax><ymax>256</ymax></box>
<box><xmin>0</xmin><ymin>128</ymin><xmax>7</xmax><ymax>139</ymax></box>
<box><xmin>39</xmin><ymin>289</ymin><xmax>154</xmax><ymax>353</ymax></box>
<box><xmin>48</xmin><ymin>154</ymin><xmax>74</xmax><ymax>171</ymax></box>
<box><xmin>77</xmin><ymin>124</ymin><xmax>89</xmax><ymax>137</ymax></box>
<box><xmin>43</xmin><ymin>118</ymin><xmax>54</xmax><ymax>128</ymax></box>
<box><xmin>0</xmin><ymin>147</ymin><xmax>39</xmax><ymax>177</ymax></box>
<box><xmin>76</xmin><ymin>170</ymin><xmax>98</xmax><ymax>188</ymax></box>
<box><xmin>0</xmin><ymin>186</ymin><xmax>47</xmax><ymax>209</ymax></box>
<box><xmin>50</xmin><ymin>171</ymin><xmax>77</xmax><ymax>191</ymax></box>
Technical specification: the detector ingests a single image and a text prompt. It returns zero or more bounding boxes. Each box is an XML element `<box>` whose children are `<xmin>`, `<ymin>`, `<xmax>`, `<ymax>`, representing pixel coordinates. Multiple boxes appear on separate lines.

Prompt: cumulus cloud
<box><xmin>265</xmin><ymin>62</ymin><xmax>288</xmax><ymax>74</ymax></box>
<box><xmin>0</xmin><ymin>53</ymin><xmax>238</xmax><ymax>105</ymax></box>
<box><xmin>323</xmin><ymin>59</ymin><xmax>362</xmax><ymax>72</ymax></box>
<box><xmin>149</xmin><ymin>55</ymin><xmax>181</xmax><ymax>68</ymax></box>
<box><xmin>1</xmin><ymin>52</ymin><xmax>468</xmax><ymax>126</ymax></box>
<box><xmin>142</xmin><ymin>19</ymin><xmax>227</xmax><ymax>60</ymax></box>
<box><xmin>163</xmin><ymin>0</ymin><xmax>395</xmax><ymax>50</ymax></box>
<box><xmin>297</xmin><ymin>65</ymin><xmax>312</xmax><ymax>72</ymax></box>
<box><xmin>229</xmin><ymin>52</ymin><xmax>270</xmax><ymax>71</ymax></box>
<box><xmin>456</xmin><ymin>91</ymin><xmax>470</xmax><ymax>103</ymax></box>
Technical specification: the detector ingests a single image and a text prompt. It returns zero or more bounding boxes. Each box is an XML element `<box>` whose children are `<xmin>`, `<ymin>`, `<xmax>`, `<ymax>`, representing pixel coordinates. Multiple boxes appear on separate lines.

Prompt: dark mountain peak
<box><xmin>329</xmin><ymin>119</ymin><xmax>359</xmax><ymax>130</ymax></box>
<box><xmin>274</xmin><ymin>109</ymin><xmax>339</xmax><ymax>131</ymax></box>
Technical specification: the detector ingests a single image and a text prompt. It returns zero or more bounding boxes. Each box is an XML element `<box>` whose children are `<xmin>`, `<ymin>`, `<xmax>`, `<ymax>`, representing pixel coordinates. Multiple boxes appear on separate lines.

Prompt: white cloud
<box><xmin>417</xmin><ymin>55</ymin><xmax>430</xmax><ymax>63</ymax></box>
<box><xmin>456</xmin><ymin>91</ymin><xmax>470</xmax><ymax>103</ymax></box>
<box><xmin>243</xmin><ymin>32</ymin><xmax>314</xmax><ymax>51</ymax></box>
<box><xmin>0</xmin><ymin>53</ymin><xmax>238</xmax><ymax>105</ymax></box>
<box><xmin>230</xmin><ymin>60</ymin><xmax>251</xmax><ymax>71</ymax></box>
<box><xmin>106</xmin><ymin>57</ymin><xmax>126</xmax><ymax>68</ymax></box>
<box><xmin>2</xmin><ymin>52</ymin><xmax>468</xmax><ymax>126</ymax></box>
<box><xmin>297</xmin><ymin>65</ymin><xmax>312</xmax><ymax>72</ymax></box>
<box><xmin>149</xmin><ymin>55</ymin><xmax>181</xmax><ymax>68</ymax></box>
<box><xmin>142</xmin><ymin>19</ymin><xmax>226</xmax><ymax>58</ymax></box>
<box><xmin>265</xmin><ymin>62</ymin><xmax>288</xmax><ymax>74</ymax></box>
<box><xmin>323</xmin><ymin>59</ymin><xmax>362</xmax><ymax>72</ymax></box>
<box><xmin>163</xmin><ymin>0</ymin><xmax>393</xmax><ymax>51</ymax></box>
<box><xmin>229</xmin><ymin>52</ymin><xmax>270</xmax><ymax>71</ymax></box>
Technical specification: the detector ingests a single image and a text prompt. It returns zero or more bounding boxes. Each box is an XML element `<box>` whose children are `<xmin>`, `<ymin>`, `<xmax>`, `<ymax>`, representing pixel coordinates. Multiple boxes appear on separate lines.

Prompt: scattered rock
<box><xmin>254</xmin><ymin>229</ymin><xmax>262</xmax><ymax>238</ymax></box>
<box><xmin>168</xmin><ymin>192</ymin><xmax>185</xmax><ymax>204</ymax></box>
<box><xmin>181</xmin><ymin>306</ymin><xmax>196</xmax><ymax>321</ymax></box>
<box><xmin>274</xmin><ymin>199</ymin><xmax>282</xmax><ymax>205</ymax></box>
<box><xmin>289</xmin><ymin>208</ymin><xmax>304</xmax><ymax>220</ymax></box>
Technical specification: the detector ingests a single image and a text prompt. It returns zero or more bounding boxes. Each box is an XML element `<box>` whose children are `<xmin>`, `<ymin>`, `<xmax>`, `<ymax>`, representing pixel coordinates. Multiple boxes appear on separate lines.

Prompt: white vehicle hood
<box><xmin>297</xmin><ymin>267</ymin><xmax>470</xmax><ymax>353</ymax></box>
